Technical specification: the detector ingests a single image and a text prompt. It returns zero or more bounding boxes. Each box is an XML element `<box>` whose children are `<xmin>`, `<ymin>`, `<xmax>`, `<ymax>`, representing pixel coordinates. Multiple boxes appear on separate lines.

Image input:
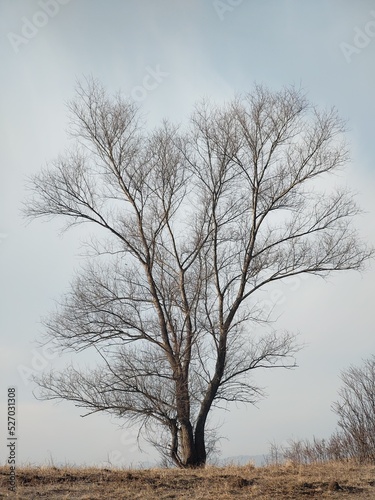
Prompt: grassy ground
<box><xmin>1</xmin><ymin>461</ymin><xmax>375</xmax><ymax>499</ymax></box>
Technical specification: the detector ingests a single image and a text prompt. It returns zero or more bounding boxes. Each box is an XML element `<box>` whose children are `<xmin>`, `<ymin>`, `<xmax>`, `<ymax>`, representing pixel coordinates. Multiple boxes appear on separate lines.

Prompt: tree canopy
<box><xmin>25</xmin><ymin>80</ymin><xmax>374</xmax><ymax>467</ymax></box>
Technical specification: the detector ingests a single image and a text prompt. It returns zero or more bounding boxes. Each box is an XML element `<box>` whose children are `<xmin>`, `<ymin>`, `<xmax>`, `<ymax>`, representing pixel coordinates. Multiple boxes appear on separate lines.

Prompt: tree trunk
<box><xmin>179</xmin><ymin>421</ymin><xmax>198</xmax><ymax>466</ymax></box>
<box><xmin>174</xmin><ymin>422</ymin><xmax>206</xmax><ymax>468</ymax></box>
<box><xmin>189</xmin><ymin>347</ymin><xmax>227</xmax><ymax>467</ymax></box>
<box><xmin>174</xmin><ymin>375</ymin><xmax>200</xmax><ymax>467</ymax></box>
<box><xmin>194</xmin><ymin>420</ymin><xmax>207</xmax><ymax>467</ymax></box>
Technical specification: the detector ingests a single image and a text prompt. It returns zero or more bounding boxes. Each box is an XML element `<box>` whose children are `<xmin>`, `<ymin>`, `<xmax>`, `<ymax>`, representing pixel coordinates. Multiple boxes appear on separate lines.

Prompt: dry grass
<box><xmin>1</xmin><ymin>461</ymin><xmax>375</xmax><ymax>499</ymax></box>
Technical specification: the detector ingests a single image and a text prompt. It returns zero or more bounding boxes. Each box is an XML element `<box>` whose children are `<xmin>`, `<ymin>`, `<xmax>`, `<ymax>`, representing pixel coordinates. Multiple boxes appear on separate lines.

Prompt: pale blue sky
<box><xmin>0</xmin><ymin>0</ymin><xmax>374</xmax><ymax>466</ymax></box>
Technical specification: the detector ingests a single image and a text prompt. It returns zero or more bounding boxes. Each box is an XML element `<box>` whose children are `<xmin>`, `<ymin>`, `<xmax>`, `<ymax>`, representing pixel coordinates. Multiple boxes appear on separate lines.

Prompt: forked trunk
<box><xmin>169</xmin><ymin>418</ymin><xmax>207</xmax><ymax>468</ymax></box>
<box><xmin>179</xmin><ymin>421</ymin><xmax>198</xmax><ymax>466</ymax></box>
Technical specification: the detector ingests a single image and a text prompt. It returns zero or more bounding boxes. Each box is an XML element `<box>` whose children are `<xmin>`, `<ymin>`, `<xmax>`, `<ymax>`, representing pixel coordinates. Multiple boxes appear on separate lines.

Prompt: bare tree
<box><xmin>273</xmin><ymin>433</ymin><xmax>354</xmax><ymax>465</ymax></box>
<box><xmin>332</xmin><ymin>356</ymin><xmax>375</xmax><ymax>463</ymax></box>
<box><xmin>25</xmin><ymin>79</ymin><xmax>373</xmax><ymax>468</ymax></box>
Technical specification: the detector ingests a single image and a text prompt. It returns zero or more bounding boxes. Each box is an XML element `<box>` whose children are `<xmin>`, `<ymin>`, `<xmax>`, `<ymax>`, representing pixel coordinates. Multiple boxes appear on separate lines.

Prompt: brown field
<box><xmin>1</xmin><ymin>461</ymin><xmax>375</xmax><ymax>499</ymax></box>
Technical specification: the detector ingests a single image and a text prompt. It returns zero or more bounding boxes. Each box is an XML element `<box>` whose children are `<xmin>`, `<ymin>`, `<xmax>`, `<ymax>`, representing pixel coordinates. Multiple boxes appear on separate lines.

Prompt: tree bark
<box><xmin>174</xmin><ymin>376</ymin><xmax>198</xmax><ymax>466</ymax></box>
<box><xmin>194</xmin><ymin>420</ymin><xmax>207</xmax><ymax>467</ymax></box>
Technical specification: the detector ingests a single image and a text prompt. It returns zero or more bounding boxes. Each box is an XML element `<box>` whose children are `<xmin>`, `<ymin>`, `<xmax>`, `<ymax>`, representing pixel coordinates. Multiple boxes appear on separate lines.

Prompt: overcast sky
<box><xmin>1</xmin><ymin>0</ymin><xmax>374</xmax><ymax>468</ymax></box>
